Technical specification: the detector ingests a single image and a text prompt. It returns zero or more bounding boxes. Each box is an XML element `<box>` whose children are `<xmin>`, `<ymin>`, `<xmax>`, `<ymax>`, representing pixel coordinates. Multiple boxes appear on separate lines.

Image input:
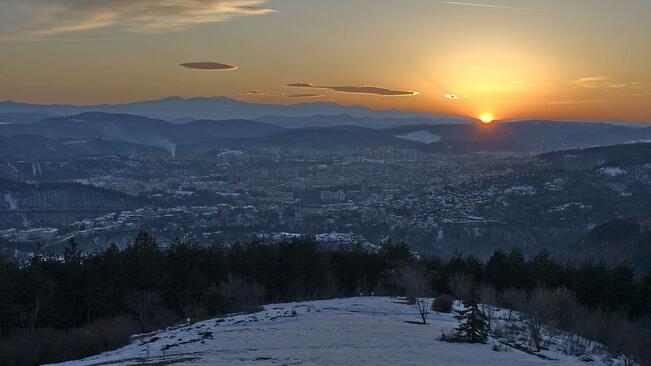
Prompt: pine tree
<box><xmin>454</xmin><ymin>284</ymin><xmax>488</xmax><ymax>343</ymax></box>
<box><xmin>63</xmin><ymin>237</ymin><xmax>82</xmax><ymax>265</ymax></box>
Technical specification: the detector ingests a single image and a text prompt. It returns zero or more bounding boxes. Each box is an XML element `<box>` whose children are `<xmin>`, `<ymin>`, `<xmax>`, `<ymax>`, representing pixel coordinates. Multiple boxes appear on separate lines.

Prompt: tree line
<box><xmin>0</xmin><ymin>232</ymin><xmax>649</xmax><ymax>365</ymax></box>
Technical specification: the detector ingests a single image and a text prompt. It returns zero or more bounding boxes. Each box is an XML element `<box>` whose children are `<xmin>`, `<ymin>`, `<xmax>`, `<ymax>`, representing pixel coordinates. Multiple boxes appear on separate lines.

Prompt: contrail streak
<box><xmin>442</xmin><ymin>1</ymin><xmax>544</xmax><ymax>12</ymax></box>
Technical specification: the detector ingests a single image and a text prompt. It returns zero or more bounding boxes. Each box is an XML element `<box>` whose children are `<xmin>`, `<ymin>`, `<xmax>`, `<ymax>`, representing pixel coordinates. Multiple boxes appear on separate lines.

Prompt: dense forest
<box><xmin>0</xmin><ymin>232</ymin><xmax>649</xmax><ymax>365</ymax></box>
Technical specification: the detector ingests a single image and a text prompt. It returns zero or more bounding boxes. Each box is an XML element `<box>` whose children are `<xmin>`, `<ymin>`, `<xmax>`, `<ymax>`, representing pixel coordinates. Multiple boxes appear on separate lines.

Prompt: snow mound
<box><xmin>599</xmin><ymin>167</ymin><xmax>626</xmax><ymax>176</ymax></box>
<box><xmin>47</xmin><ymin>297</ymin><xmax>617</xmax><ymax>366</ymax></box>
<box><xmin>394</xmin><ymin>130</ymin><xmax>442</xmax><ymax>144</ymax></box>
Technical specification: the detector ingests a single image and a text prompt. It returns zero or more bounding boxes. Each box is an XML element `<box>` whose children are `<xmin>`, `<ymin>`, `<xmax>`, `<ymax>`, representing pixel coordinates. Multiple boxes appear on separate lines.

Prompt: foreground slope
<box><xmin>48</xmin><ymin>297</ymin><xmax>616</xmax><ymax>366</ymax></box>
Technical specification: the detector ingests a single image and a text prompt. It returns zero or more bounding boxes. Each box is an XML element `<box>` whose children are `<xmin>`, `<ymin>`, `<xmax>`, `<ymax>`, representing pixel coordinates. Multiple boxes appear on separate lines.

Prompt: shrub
<box><xmin>448</xmin><ymin>272</ymin><xmax>474</xmax><ymax>300</ymax></box>
<box><xmin>202</xmin><ymin>285</ymin><xmax>229</xmax><ymax>316</ymax></box>
<box><xmin>480</xmin><ymin>284</ymin><xmax>498</xmax><ymax>306</ymax></box>
<box><xmin>439</xmin><ymin>328</ymin><xmax>462</xmax><ymax>342</ymax></box>
<box><xmin>0</xmin><ymin>316</ymin><xmax>139</xmax><ymax>366</ymax></box>
<box><xmin>432</xmin><ymin>294</ymin><xmax>454</xmax><ymax>313</ymax></box>
<box><xmin>221</xmin><ymin>275</ymin><xmax>266</xmax><ymax>313</ymax></box>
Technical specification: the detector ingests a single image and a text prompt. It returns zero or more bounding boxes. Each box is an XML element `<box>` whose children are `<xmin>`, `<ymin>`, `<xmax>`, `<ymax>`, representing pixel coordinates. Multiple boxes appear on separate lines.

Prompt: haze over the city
<box><xmin>1</xmin><ymin>0</ymin><xmax>650</xmax><ymax>122</ymax></box>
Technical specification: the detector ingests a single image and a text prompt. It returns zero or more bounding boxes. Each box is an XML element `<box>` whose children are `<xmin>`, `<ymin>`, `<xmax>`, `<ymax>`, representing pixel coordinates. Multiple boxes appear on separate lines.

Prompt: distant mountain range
<box><xmin>0</xmin><ymin>97</ymin><xmax>465</xmax><ymax>122</ymax></box>
<box><xmin>1</xmin><ymin>110</ymin><xmax>651</xmax><ymax>159</ymax></box>
<box><xmin>255</xmin><ymin>114</ymin><xmax>471</xmax><ymax>129</ymax></box>
<box><xmin>0</xmin><ymin>134</ymin><xmax>169</xmax><ymax>160</ymax></box>
<box><xmin>0</xmin><ymin>112</ymin><xmax>283</xmax><ymax>157</ymax></box>
<box><xmin>0</xmin><ymin>111</ymin><xmax>57</xmax><ymax>124</ymax></box>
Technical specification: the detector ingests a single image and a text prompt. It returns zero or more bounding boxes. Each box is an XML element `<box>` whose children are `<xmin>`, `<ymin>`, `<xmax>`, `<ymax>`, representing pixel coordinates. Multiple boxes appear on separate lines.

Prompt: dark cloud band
<box><xmin>180</xmin><ymin>62</ymin><xmax>237</xmax><ymax>71</ymax></box>
<box><xmin>286</xmin><ymin>82</ymin><xmax>417</xmax><ymax>96</ymax></box>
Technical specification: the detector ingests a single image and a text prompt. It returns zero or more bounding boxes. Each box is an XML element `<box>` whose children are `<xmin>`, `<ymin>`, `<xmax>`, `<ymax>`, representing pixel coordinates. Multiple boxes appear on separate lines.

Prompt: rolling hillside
<box><xmin>538</xmin><ymin>142</ymin><xmax>651</xmax><ymax>170</ymax></box>
<box><xmin>0</xmin><ymin>112</ymin><xmax>284</xmax><ymax>159</ymax></box>
<box><xmin>47</xmin><ymin>297</ymin><xmax>617</xmax><ymax>366</ymax></box>
<box><xmin>2</xmin><ymin>112</ymin><xmax>651</xmax><ymax>159</ymax></box>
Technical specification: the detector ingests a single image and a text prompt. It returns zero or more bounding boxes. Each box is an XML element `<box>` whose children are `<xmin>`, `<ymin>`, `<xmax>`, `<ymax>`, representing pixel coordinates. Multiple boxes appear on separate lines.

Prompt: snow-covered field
<box><xmin>599</xmin><ymin>167</ymin><xmax>627</xmax><ymax>176</ymax></box>
<box><xmin>394</xmin><ymin>130</ymin><xmax>442</xmax><ymax>144</ymax></box>
<box><xmin>48</xmin><ymin>297</ymin><xmax>618</xmax><ymax>366</ymax></box>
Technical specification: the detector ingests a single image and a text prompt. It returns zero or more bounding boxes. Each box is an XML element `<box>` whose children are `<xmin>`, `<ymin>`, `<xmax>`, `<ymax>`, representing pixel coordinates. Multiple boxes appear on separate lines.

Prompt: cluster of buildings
<box><xmin>0</xmin><ymin>148</ymin><xmax>528</xmax><ymax>249</ymax></box>
<box><xmin>0</xmin><ymin>227</ymin><xmax>59</xmax><ymax>242</ymax></box>
<box><xmin>7</xmin><ymin>147</ymin><xmax>628</xmax><ymax>255</ymax></box>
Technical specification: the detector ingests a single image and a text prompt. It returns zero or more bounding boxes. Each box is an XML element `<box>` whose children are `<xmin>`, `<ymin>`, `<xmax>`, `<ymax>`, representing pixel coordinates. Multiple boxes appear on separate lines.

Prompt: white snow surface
<box><xmin>394</xmin><ymin>130</ymin><xmax>442</xmax><ymax>144</ymax></box>
<box><xmin>47</xmin><ymin>297</ymin><xmax>617</xmax><ymax>366</ymax></box>
<box><xmin>599</xmin><ymin>167</ymin><xmax>626</xmax><ymax>176</ymax></box>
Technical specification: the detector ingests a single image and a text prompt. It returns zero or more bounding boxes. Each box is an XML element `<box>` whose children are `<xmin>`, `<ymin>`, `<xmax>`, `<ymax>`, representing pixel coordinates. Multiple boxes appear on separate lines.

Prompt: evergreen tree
<box><xmin>454</xmin><ymin>284</ymin><xmax>488</xmax><ymax>343</ymax></box>
<box><xmin>63</xmin><ymin>237</ymin><xmax>82</xmax><ymax>265</ymax></box>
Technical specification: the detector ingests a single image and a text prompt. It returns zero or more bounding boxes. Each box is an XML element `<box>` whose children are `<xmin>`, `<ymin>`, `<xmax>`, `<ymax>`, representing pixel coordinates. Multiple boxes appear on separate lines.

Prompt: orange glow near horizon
<box><xmin>480</xmin><ymin>113</ymin><xmax>494</xmax><ymax>124</ymax></box>
<box><xmin>0</xmin><ymin>2</ymin><xmax>650</xmax><ymax>122</ymax></box>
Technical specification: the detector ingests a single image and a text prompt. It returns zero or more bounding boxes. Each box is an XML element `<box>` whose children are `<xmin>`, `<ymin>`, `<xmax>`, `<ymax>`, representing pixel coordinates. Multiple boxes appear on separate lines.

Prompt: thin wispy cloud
<box><xmin>237</xmin><ymin>90</ymin><xmax>324</xmax><ymax>100</ymax></box>
<box><xmin>287</xmin><ymin>93</ymin><xmax>323</xmax><ymax>99</ymax></box>
<box><xmin>547</xmin><ymin>99</ymin><xmax>611</xmax><ymax>105</ymax></box>
<box><xmin>442</xmin><ymin>1</ymin><xmax>544</xmax><ymax>12</ymax></box>
<box><xmin>239</xmin><ymin>90</ymin><xmax>290</xmax><ymax>97</ymax></box>
<box><xmin>240</xmin><ymin>90</ymin><xmax>274</xmax><ymax>95</ymax></box>
<box><xmin>24</xmin><ymin>37</ymin><xmax>114</xmax><ymax>42</ymax></box>
<box><xmin>2</xmin><ymin>0</ymin><xmax>275</xmax><ymax>41</ymax></box>
<box><xmin>569</xmin><ymin>76</ymin><xmax>611</xmax><ymax>88</ymax></box>
<box><xmin>569</xmin><ymin>76</ymin><xmax>641</xmax><ymax>89</ymax></box>
<box><xmin>286</xmin><ymin>83</ymin><xmax>418</xmax><ymax>97</ymax></box>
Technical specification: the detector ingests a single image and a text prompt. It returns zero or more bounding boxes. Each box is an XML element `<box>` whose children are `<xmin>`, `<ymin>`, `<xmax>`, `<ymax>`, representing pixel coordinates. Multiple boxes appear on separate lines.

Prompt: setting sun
<box><xmin>480</xmin><ymin>114</ymin><xmax>494</xmax><ymax>124</ymax></box>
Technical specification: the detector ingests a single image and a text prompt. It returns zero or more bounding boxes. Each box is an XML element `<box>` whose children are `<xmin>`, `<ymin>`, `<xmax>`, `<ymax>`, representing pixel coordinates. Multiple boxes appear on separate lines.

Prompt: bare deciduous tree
<box><xmin>479</xmin><ymin>284</ymin><xmax>498</xmax><ymax>306</ymax></box>
<box><xmin>480</xmin><ymin>303</ymin><xmax>497</xmax><ymax>331</ymax></box>
<box><xmin>398</xmin><ymin>264</ymin><xmax>431</xmax><ymax>324</ymax></box>
<box><xmin>125</xmin><ymin>289</ymin><xmax>162</xmax><ymax>332</ymax></box>
<box><xmin>221</xmin><ymin>274</ymin><xmax>266</xmax><ymax>312</ymax></box>
<box><xmin>415</xmin><ymin>297</ymin><xmax>431</xmax><ymax>325</ymax></box>
<box><xmin>479</xmin><ymin>284</ymin><xmax>498</xmax><ymax>330</ymax></box>
<box><xmin>612</xmin><ymin>320</ymin><xmax>649</xmax><ymax>366</ymax></box>
<box><xmin>448</xmin><ymin>272</ymin><xmax>473</xmax><ymax>301</ymax></box>
<box><xmin>523</xmin><ymin>288</ymin><xmax>551</xmax><ymax>352</ymax></box>
<box><xmin>497</xmin><ymin>287</ymin><xmax>528</xmax><ymax>321</ymax></box>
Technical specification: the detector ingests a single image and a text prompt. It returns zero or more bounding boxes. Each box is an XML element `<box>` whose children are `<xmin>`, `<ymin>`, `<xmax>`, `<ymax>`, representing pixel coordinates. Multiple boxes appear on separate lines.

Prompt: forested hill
<box><xmin>538</xmin><ymin>142</ymin><xmax>651</xmax><ymax>170</ymax></box>
<box><xmin>0</xmin><ymin>181</ymin><xmax>147</xmax><ymax>210</ymax></box>
<box><xmin>568</xmin><ymin>217</ymin><xmax>651</xmax><ymax>272</ymax></box>
<box><xmin>0</xmin><ymin>233</ymin><xmax>649</xmax><ymax>365</ymax></box>
<box><xmin>0</xmin><ymin>180</ymin><xmax>148</xmax><ymax>229</ymax></box>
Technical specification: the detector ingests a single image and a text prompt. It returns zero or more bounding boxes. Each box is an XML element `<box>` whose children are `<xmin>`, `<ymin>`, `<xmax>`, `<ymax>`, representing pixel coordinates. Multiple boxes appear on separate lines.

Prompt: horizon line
<box><xmin>1</xmin><ymin>96</ymin><xmax>649</xmax><ymax>125</ymax></box>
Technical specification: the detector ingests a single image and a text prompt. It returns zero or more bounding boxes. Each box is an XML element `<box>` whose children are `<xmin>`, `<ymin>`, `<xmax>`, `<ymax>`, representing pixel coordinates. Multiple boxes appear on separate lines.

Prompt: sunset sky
<box><xmin>0</xmin><ymin>0</ymin><xmax>649</xmax><ymax>122</ymax></box>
